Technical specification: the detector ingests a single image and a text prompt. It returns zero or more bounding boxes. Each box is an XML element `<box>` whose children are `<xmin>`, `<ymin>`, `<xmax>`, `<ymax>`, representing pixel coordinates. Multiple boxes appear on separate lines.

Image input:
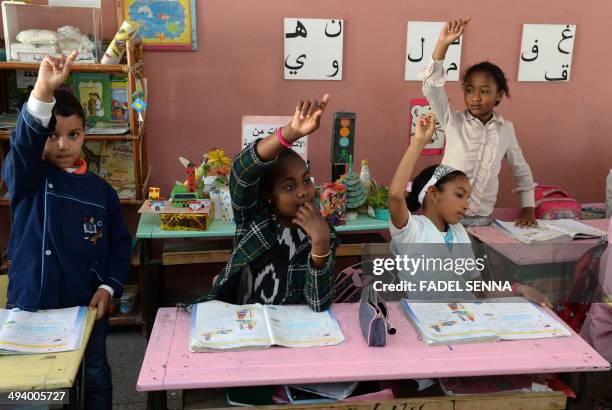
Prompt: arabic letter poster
<box><xmin>284</xmin><ymin>18</ymin><xmax>344</xmax><ymax>80</ymax></box>
<box><xmin>242</xmin><ymin>115</ymin><xmax>308</xmax><ymax>160</ymax></box>
<box><xmin>518</xmin><ymin>24</ymin><xmax>576</xmax><ymax>82</ymax></box>
<box><xmin>405</xmin><ymin>21</ymin><xmax>462</xmax><ymax>81</ymax></box>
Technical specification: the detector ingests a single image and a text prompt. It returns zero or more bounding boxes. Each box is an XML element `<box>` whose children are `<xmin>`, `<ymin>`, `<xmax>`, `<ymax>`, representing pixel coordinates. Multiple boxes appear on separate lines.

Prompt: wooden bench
<box><xmin>161</xmin><ymin>233</ymin><xmax>390</xmax><ymax>266</ymax></box>
<box><xmin>183</xmin><ymin>389</ymin><xmax>567</xmax><ymax>410</ymax></box>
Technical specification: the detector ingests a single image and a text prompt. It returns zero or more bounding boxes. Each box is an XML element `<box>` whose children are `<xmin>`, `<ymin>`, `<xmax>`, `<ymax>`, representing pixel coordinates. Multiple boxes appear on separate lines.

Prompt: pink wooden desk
<box><xmin>468</xmin><ymin>219</ymin><xmax>609</xmax><ymax>266</ymax></box>
<box><xmin>138</xmin><ymin>304</ymin><xmax>609</xmax><ymax>395</ymax></box>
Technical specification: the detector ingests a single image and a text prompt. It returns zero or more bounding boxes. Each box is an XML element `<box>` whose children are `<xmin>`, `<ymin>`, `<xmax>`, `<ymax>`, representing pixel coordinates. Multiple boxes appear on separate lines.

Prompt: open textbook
<box><xmin>0</xmin><ymin>306</ymin><xmax>87</xmax><ymax>354</ymax></box>
<box><xmin>400</xmin><ymin>297</ymin><xmax>571</xmax><ymax>345</ymax></box>
<box><xmin>189</xmin><ymin>300</ymin><xmax>345</xmax><ymax>352</ymax></box>
<box><xmin>494</xmin><ymin>219</ymin><xmax>607</xmax><ymax>245</ymax></box>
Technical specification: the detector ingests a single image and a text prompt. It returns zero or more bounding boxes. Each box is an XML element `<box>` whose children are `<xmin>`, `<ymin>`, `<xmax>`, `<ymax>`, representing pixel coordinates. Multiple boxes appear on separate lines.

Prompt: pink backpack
<box><xmin>535</xmin><ymin>185</ymin><xmax>581</xmax><ymax>220</ymax></box>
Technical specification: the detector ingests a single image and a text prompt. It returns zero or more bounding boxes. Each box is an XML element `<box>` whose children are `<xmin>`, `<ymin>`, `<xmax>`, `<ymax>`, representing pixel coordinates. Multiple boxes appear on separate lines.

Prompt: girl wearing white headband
<box><xmin>388</xmin><ymin>114</ymin><xmax>551</xmax><ymax>306</ymax></box>
<box><xmin>389</xmin><ymin>113</ymin><xmax>473</xmax><ymax>261</ymax></box>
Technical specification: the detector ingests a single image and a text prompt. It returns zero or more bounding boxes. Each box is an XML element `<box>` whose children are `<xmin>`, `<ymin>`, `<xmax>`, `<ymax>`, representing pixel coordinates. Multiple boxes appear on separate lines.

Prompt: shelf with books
<box><xmin>0</xmin><ymin>62</ymin><xmax>128</xmax><ymax>74</ymax></box>
<box><xmin>0</xmin><ymin>38</ymin><xmax>149</xmax><ymax>207</ymax></box>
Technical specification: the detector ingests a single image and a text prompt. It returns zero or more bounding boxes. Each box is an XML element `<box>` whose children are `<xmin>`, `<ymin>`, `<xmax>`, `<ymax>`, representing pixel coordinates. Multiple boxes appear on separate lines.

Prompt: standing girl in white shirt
<box><xmin>422</xmin><ymin>18</ymin><xmax>537</xmax><ymax>227</ymax></box>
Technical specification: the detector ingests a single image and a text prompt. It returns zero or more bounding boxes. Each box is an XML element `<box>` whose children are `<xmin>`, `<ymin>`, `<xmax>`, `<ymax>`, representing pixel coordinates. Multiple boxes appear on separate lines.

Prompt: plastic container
<box><xmin>2</xmin><ymin>1</ymin><xmax>102</xmax><ymax>63</ymax></box>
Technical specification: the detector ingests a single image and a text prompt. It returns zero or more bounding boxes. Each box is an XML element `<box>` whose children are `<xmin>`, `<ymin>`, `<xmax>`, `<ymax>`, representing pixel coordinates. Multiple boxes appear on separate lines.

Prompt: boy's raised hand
<box><xmin>413</xmin><ymin>113</ymin><xmax>436</xmax><ymax>146</ymax></box>
<box><xmin>283</xmin><ymin>94</ymin><xmax>330</xmax><ymax>143</ymax></box>
<box><xmin>33</xmin><ymin>50</ymin><xmax>78</xmax><ymax>103</ymax></box>
<box><xmin>438</xmin><ymin>18</ymin><xmax>471</xmax><ymax>45</ymax></box>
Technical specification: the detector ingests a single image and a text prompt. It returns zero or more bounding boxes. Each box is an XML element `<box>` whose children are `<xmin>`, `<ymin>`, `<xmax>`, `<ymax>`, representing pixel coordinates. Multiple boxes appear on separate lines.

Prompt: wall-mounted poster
<box><xmin>119</xmin><ymin>0</ymin><xmax>197</xmax><ymax>50</ymax></box>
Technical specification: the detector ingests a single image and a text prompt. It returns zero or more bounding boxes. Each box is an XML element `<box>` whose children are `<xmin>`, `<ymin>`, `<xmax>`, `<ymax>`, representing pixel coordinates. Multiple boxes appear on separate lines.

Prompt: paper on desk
<box><xmin>478</xmin><ymin>300</ymin><xmax>571</xmax><ymax>340</ymax></box>
<box><xmin>402</xmin><ymin>297</ymin><xmax>571</xmax><ymax>345</ymax></box>
<box><xmin>0</xmin><ymin>306</ymin><xmax>86</xmax><ymax>354</ymax></box>
<box><xmin>190</xmin><ymin>301</ymin><xmax>345</xmax><ymax>351</ymax></box>
<box><xmin>190</xmin><ymin>301</ymin><xmax>271</xmax><ymax>351</ymax></box>
<box><xmin>265</xmin><ymin>305</ymin><xmax>345</xmax><ymax>348</ymax></box>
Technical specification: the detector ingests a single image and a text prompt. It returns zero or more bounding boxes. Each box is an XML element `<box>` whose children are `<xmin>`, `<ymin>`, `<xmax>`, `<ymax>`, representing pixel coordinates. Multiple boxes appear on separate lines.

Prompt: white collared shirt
<box><xmin>389</xmin><ymin>213</ymin><xmax>481</xmax><ymax>300</ymax></box>
<box><xmin>421</xmin><ymin>60</ymin><xmax>536</xmax><ymax>217</ymax></box>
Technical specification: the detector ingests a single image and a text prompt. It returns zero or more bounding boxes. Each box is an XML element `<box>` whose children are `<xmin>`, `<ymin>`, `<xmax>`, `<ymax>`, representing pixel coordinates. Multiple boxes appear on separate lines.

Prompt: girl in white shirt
<box><xmin>388</xmin><ymin>113</ymin><xmax>551</xmax><ymax>306</ymax></box>
<box><xmin>422</xmin><ymin>18</ymin><xmax>537</xmax><ymax>228</ymax></box>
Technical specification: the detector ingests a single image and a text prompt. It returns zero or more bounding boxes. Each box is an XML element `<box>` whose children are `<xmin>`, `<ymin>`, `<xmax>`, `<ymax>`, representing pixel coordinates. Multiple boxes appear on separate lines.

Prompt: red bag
<box><xmin>556</xmin><ymin>243</ymin><xmax>607</xmax><ymax>332</ymax></box>
<box><xmin>535</xmin><ymin>185</ymin><xmax>581</xmax><ymax>220</ymax></box>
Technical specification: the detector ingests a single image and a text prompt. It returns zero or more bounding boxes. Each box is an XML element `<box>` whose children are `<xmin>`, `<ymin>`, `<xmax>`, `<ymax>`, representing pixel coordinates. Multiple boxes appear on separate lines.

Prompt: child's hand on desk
<box><xmin>516</xmin><ymin>284</ymin><xmax>553</xmax><ymax>309</ymax></box>
<box><xmin>515</xmin><ymin>207</ymin><xmax>537</xmax><ymax>228</ymax></box>
<box><xmin>89</xmin><ymin>288</ymin><xmax>111</xmax><ymax>320</ymax></box>
<box><xmin>33</xmin><ymin>50</ymin><xmax>78</xmax><ymax>103</ymax></box>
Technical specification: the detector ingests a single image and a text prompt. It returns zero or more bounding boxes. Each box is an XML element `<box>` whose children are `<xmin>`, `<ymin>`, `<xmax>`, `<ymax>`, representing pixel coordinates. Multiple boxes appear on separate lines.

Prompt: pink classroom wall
<box><xmin>122</xmin><ymin>0</ymin><xmax>611</xmax><ymax>204</ymax></box>
<box><xmin>1</xmin><ymin>0</ymin><xmax>611</xmax><ymax>248</ymax></box>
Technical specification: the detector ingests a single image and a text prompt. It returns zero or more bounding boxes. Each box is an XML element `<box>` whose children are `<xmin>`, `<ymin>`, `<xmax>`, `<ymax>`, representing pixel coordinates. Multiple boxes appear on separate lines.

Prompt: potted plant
<box><xmin>368</xmin><ymin>185</ymin><xmax>389</xmax><ymax>220</ymax></box>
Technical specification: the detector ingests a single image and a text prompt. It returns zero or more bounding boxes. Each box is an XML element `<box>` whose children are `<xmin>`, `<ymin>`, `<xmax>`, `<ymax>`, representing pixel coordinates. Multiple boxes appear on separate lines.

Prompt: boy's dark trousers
<box><xmin>85</xmin><ymin>315</ymin><xmax>113</xmax><ymax>410</ymax></box>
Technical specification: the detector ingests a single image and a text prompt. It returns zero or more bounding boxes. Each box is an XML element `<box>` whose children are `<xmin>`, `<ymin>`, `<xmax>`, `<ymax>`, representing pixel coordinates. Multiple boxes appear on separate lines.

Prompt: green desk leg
<box><xmin>142</xmin><ymin>238</ymin><xmax>154</xmax><ymax>338</ymax></box>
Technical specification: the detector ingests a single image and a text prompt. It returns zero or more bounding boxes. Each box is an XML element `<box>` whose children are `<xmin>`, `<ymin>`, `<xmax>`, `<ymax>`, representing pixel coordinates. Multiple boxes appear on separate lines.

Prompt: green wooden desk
<box><xmin>137</xmin><ymin>213</ymin><xmax>389</xmax><ymax>239</ymax></box>
<box><xmin>136</xmin><ymin>214</ymin><xmax>390</xmax><ymax>334</ymax></box>
<box><xmin>0</xmin><ymin>309</ymin><xmax>96</xmax><ymax>409</ymax></box>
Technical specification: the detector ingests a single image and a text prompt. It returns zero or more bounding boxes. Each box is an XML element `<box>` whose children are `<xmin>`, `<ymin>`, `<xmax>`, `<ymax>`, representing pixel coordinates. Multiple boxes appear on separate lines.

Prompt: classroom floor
<box><xmin>107</xmin><ymin>327</ymin><xmax>612</xmax><ymax>410</ymax></box>
<box><xmin>108</xmin><ymin>327</ymin><xmax>182</xmax><ymax>410</ymax></box>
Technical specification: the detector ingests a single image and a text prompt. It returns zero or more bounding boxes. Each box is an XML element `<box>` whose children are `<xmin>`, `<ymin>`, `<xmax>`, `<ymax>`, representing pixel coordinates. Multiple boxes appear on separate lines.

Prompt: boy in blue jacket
<box><xmin>1</xmin><ymin>51</ymin><xmax>131</xmax><ymax>409</ymax></box>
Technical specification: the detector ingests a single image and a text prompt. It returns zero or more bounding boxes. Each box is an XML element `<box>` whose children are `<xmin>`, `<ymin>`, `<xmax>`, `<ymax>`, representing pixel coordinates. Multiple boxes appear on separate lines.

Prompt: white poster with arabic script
<box><xmin>284</xmin><ymin>18</ymin><xmax>343</xmax><ymax>80</ymax></box>
<box><xmin>518</xmin><ymin>24</ymin><xmax>576</xmax><ymax>82</ymax></box>
<box><xmin>405</xmin><ymin>21</ymin><xmax>462</xmax><ymax>82</ymax></box>
<box><xmin>242</xmin><ymin>116</ymin><xmax>308</xmax><ymax>160</ymax></box>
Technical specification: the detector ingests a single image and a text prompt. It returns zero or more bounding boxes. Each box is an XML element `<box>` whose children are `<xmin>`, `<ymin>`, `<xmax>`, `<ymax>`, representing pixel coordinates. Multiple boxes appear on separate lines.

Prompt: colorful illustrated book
<box><xmin>494</xmin><ymin>219</ymin><xmax>607</xmax><ymax>245</ymax></box>
<box><xmin>0</xmin><ymin>306</ymin><xmax>87</xmax><ymax>354</ymax></box>
<box><xmin>110</xmin><ymin>74</ymin><xmax>129</xmax><ymax>123</ymax></box>
<box><xmin>400</xmin><ymin>297</ymin><xmax>571</xmax><ymax>346</ymax></box>
<box><xmin>190</xmin><ymin>301</ymin><xmax>345</xmax><ymax>352</ymax></box>
<box><xmin>72</xmin><ymin>73</ymin><xmax>112</xmax><ymax>123</ymax></box>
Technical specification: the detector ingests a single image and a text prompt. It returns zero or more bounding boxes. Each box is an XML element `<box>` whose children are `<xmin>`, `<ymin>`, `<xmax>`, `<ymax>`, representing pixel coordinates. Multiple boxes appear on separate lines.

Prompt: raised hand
<box><xmin>33</xmin><ymin>50</ymin><xmax>78</xmax><ymax>102</ymax></box>
<box><xmin>282</xmin><ymin>94</ymin><xmax>330</xmax><ymax>143</ymax></box>
<box><xmin>413</xmin><ymin>113</ymin><xmax>437</xmax><ymax>145</ymax></box>
<box><xmin>438</xmin><ymin>18</ymin><xmax>471</xmax><ymax>45</ymax></box>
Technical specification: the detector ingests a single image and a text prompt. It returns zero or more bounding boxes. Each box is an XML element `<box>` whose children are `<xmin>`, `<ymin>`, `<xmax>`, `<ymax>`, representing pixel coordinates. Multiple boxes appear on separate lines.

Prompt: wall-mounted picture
<box><xmin>118</xmin><ymin>0</ymin><xmax>198</xmax><ymax>50</ymax></box>
<box><xmin>409</xmin><ymin>98</ymin><xmax>445</xmax><ymax>155</ymax></box>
